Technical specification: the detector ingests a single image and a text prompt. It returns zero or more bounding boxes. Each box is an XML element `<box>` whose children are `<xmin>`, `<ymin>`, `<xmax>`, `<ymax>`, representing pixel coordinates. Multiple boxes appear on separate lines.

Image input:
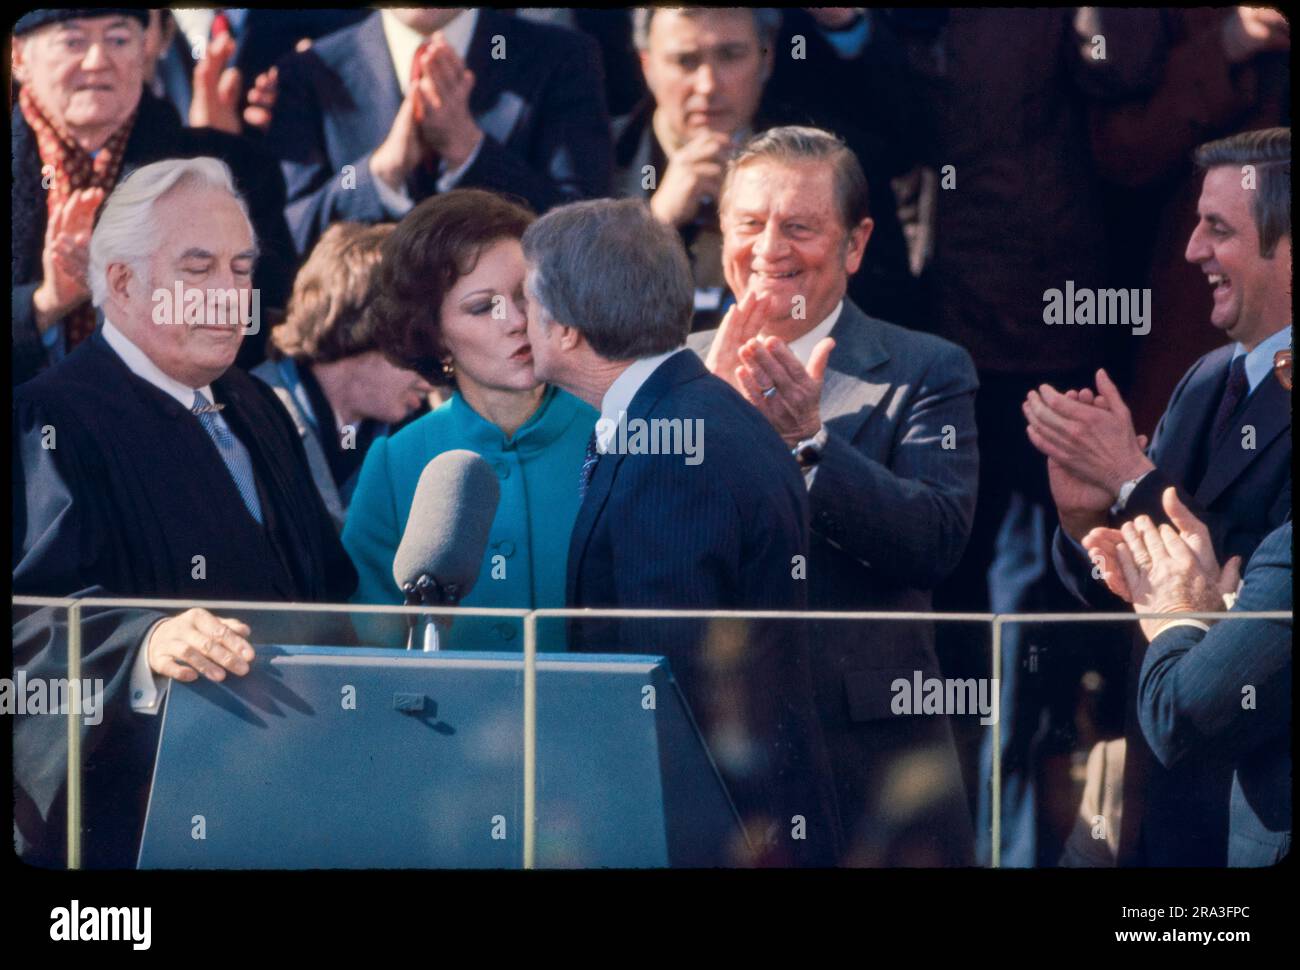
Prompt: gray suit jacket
<box><xmin>251</xmin><ymin>358</ymin><xmax>346</xmax><ymax>532</ymax></box>
<box><xmin>1139</xmin><ymin>521</ymin><xmax>1292</xmax><ymax>867</ymax></box>
<box><xmin>690</xmin><ymin>298</ymin><xmax>980</xmax><ymax>862</ymax></box>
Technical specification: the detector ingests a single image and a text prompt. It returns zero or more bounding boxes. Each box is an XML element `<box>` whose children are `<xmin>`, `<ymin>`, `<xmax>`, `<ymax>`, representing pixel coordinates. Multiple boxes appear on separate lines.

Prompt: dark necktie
<box><xmin>1210</xmin><ymin>354</ymin><xmax>1250</xmax><ymax>446</ymax></box>
<box><xmin>578</xmin><ymin>431</ymin><xmax>600</xmax><ymax>500</ymax></box>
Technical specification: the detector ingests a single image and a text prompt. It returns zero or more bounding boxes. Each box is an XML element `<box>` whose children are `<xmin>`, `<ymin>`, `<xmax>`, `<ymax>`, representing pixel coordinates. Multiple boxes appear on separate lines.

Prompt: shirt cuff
<box><xmin>1150</xmin><ymin>617</ymin><xmax>1211</xmax><ymax>639</ymax></box>
<box><xmin>130</xmin><ymin>620</ymin><xmax>170</xmax><ymax>715</ymax></box>
<box><xmin>436</xmin><ymin>134</ymin><xmax>485</xmax><ymax>193</ymax></box>
<box><xmin>370</xmin><ymin>159</ymin><xmax>415</xmax><ymax>218</ymax></box>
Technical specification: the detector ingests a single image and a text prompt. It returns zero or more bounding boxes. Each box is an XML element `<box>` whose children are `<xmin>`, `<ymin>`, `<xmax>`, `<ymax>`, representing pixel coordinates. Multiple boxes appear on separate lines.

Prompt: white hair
<box><xmin>87</xmin><ymin>156</ymin><xmax>255</xmax><ymax>308</ymax></box>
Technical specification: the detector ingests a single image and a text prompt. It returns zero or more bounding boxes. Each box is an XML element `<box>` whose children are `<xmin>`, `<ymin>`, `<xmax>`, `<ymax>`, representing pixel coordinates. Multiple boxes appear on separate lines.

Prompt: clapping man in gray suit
<box><xmin>690</xmin><ymin>126</ymin><xmax>980</xmax><ymax>865</ymax></box>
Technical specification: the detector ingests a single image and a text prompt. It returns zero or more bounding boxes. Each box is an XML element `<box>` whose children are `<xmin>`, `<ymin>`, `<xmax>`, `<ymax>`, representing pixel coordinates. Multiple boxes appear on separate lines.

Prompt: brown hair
<box><xmin>721</xmin><ymin>125</ymin><xmax>871</xmax><ymax>231</ymax></box>
<box><xmin>271</xmin><ymin>221</ymin><xmax>395</xmax><ymax>363</ymax></box>
<box><xmin>1194</xmin><ymin>127</ymin><xmax>1291</xmax><ymax>259</ymax></box>
<box><xmin>369</xmin><ymin>189</ymin><xmax>536</xmax><ymax>386</ymax></box>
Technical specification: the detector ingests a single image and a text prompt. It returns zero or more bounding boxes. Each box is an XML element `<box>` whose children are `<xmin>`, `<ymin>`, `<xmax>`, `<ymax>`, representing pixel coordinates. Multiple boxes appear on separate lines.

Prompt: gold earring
<box><xmin>441</xmin><ymin>357</ymin><xmax>456</xmax><ymax>379</ymax></box>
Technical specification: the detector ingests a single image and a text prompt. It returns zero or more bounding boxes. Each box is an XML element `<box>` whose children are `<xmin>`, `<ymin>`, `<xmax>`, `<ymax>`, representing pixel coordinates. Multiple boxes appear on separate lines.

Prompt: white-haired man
<box><xmin>13</xmin><ymin>156</ymin><xmax>356</xmax><ymax>869</ymax></box>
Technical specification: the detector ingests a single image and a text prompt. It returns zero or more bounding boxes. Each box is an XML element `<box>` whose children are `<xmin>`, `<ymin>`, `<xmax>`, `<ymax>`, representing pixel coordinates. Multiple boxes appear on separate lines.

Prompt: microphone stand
<box><xmin>400</xmin><ymin>575</ymin><xmax>461</xmax><ymax>652</ymax></box>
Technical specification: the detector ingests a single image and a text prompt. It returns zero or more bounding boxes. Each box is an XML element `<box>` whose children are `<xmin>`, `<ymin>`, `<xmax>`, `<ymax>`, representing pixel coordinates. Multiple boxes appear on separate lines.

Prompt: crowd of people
<box><xmin>10</xmin><ymin>8</ymin><xmax>1292</xmax><ymax>870</ymax></box>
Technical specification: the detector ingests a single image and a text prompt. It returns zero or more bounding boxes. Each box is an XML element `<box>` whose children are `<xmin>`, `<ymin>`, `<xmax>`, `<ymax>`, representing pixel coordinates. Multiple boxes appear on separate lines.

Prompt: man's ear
<box><xmin>12</xmin><ymin>37</ymin><xmax>28</xmax><ymax>84</ymax></box>
<box><xmin>106</xmin><ymin>262</ymin><xmax>138</xmax><ymax>312</ymax></box>
<box><xmin>558</xmin><ymin>323</ymin><xmax>582</xmax><ymax>353</ymax></box>
<box><xmin>844</xmin><ymin>217</ymin><xmax>874</xmax><ymax>275</ymax></box>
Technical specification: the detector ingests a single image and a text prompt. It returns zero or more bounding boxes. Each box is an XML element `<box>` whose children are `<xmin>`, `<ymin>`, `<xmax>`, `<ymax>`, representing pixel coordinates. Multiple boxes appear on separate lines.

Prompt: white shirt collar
<box><xmin>785</xmin><ymin>300</ymin><xmax>844</xmax><ymax>365</ymax></box>
<box><xmin>1234</xmin><ymin>325</ymin><xmax>1292</xmax><ymax>393</ymax></box>
<box><xmin>382</xmin><ymin>8</ymin><xmax>479</xmax><ymax>94</ymax></box>
<box><xmin>101</xmin><ymin>318</ymin><xmax>215</xmax><ymax>409</ymax></box>
<box><xmin>595</xmin><ymin>347</ymin><xmax>683</xmax><ymax>453</ymax></box>
<box><xmin>172</xmin><ymin>9</ymin><xmax>249</xmax><ymax>50</ymax></box>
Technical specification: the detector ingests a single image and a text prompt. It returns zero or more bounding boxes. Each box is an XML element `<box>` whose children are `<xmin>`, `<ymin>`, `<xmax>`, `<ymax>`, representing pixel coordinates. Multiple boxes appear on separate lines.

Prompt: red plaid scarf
<box><xmin>18</xmin><ymin>85</ymin><xmax>136</xmax><ymax>349</ymax></box>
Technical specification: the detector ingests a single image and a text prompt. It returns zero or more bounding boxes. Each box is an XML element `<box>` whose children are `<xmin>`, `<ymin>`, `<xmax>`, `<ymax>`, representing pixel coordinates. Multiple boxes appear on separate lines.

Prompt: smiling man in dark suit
<box><xmin>521</xmin><ymin>196</ymin><xmax>839</xmax><ymax>866</ymax></box>
<box><xmin>13</xmin><ymin>157</ymin><xmax>356</xmax><ymax>868</ymax></box>
<box><xmin>1027</xmin><ymin>127</ymin><xmax>1292</xmax><ymax>865</ymax></box>
<box><xmin>690</xmin><ymin>126</ymin><xmax>980</xmax><ymax>866</ymax></box>
<box><xmin>265</xmin><ymin>7</ymin><xmax>613</xmax><ymax>257</ymax></box>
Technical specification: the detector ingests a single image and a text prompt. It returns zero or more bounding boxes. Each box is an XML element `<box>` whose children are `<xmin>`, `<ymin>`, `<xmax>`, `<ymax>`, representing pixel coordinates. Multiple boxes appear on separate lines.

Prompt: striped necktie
<box><xmin>192</xmin><ymin>391</ymin><xmax>264</xmax><ymax>525</ymax></box>
<box><xmin>578</xmin><ymin>431</ymin><xmax>600</xmax><ymax>500</ymax></box>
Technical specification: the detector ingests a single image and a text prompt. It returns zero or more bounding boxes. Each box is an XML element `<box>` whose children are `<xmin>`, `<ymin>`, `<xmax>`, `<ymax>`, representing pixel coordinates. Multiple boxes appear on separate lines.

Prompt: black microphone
<box><xmin>392</xmin><ymin>450</ymin><xmax>501</xmax><ymax>650</ymax></box>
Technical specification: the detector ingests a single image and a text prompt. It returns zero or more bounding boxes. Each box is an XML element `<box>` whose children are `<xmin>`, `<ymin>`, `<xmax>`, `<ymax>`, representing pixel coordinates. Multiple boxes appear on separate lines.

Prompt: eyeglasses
<box><xmin>1274</xmin><ymin>348</ymin><xmax>1292</xmax><ymax>392</ymax></box>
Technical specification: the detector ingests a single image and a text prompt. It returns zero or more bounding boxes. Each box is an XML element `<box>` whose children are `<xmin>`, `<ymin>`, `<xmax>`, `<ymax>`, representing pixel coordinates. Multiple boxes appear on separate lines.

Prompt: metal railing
<box><xmin>11</xmin><ymin>596</ymin><xmax>1291</xmax><ymax>870</ymax></box>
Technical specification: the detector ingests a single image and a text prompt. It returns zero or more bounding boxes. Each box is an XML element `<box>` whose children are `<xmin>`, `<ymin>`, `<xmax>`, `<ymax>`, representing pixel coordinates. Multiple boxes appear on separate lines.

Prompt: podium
<box><xmin>137</xmin><ymin>646</ymin><xmax>743</xmax><ymax>868</ymax></box>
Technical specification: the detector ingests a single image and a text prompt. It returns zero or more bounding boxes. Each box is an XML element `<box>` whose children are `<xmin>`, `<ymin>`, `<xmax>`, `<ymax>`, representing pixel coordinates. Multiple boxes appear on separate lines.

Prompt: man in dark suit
<box><xmin>614</xmin><ymin>7</ymin><xmax>914</xmax><ymax>332</ymax></box>
<box><xmin>13</xmin><ymin>157</ymin><xmax>357</xmax><ymax>868</ymax></box>
<box><xmin>1084</xmin><ymin>483</ymin><xmax>1291</xmax><ymax>868</ymax></box>
<box><xmin>1027</xmin><ymin>128</ymin><xmax>1292</xmax><ymax>865</ymax></box>
<box><xmin>520</xmin><ymin>196</ymin><xmax>838</xmax><ymax>866</ymax></box>
<box><xmin>265</xmin><ymin>8</ymin><xmax>613</xmax><ymax>257</ymax></box>
<box><xmin>11</xmin><ymin>9</ymin><xmax>296</xmax><ymax>385</ymax></box>
<box><xmin>153</xmin><ymin>8</ymin><xmax>370</xmax><ymax>132</ymax></box>
<box><xmin>691</xmin><ymin>126</ymin><xmax>979</xmax><ymax>866</ymax></box>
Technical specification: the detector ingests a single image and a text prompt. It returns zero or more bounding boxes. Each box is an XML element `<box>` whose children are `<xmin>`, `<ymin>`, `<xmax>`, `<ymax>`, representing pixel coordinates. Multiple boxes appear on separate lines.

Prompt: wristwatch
<box><xmin>1111</xmin><ymin>473</ymin><xmax>1149</xmax><ymax>515</ymax></box>
<box><xmin>793</xmin><ymin>426</ymin><xmax>829</xmax><ymax>469</ymax></box>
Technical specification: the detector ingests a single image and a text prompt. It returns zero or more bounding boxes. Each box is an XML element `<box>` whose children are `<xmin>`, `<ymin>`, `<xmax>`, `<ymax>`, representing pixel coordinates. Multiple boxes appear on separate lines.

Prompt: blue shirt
<box><xmin>1236</xmin><ymin>325</ymin><xmax>1291</xmax><ymax>394</ymax></box>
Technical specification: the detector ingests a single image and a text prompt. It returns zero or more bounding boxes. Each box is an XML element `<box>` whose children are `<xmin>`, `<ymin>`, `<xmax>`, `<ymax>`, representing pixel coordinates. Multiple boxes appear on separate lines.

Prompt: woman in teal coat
<box><xmin>343</xmin><ymin>190</ymin><xmax>595</xmax><ymax>650</ymax></box>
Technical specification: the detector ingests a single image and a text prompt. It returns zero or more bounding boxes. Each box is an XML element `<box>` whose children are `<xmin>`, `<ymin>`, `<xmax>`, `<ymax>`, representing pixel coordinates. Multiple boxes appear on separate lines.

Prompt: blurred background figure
<box><xmin>252</xmin><ymin>221</ymin><xmax>433</xmax><ymax>532</ymax></box>
<box><xmin>11</xmin><ymin>8</ymin><xmax>295</xmax><ymax>384</ymax></box>
<box><xmin>149</xmin><ymin>8</ymin><xmax>368</xmax><ymax>136</ymax></box>
<box><xmin>343</xmin><ymin>190</ymin><xmax>595</xmax><ymax>651</ymax></box>
<box><xmin>265</xmin><ymin>7</ymin><xmax>613</xmax><ymax>258</ymax></box>
<box><xmin>614</xmin><ymin>7</ymin><xmax>914</xmax><ymax>331</ymax></box>
<box><xmin>887</xmin><ymin>7</ymin><xmax>1170</xmax><ymax>867</ymax></box>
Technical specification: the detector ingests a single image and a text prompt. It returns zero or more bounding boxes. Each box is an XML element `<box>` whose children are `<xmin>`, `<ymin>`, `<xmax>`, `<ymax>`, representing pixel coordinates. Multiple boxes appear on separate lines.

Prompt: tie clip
<box><xmin>191</xmin><ymin>402</ymin><xmax>226</xmax><ymax>415</ymax></box>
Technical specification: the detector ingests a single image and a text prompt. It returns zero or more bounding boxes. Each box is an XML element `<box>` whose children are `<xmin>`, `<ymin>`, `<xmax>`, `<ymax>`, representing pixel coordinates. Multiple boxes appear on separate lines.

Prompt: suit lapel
<box><xmin>465</xmin><ymin>11</ymin><xmax>526</xmax><ymax>143</ymax></box>
<box><xmin>566</xmin><ymin>445</ymin><xmax>624</xmax><ymax>606</ymax></box>
<box><xmin>821</xmin><ymin>301</ymin><xmax>893</xmax><ymax>438</ymax></box>
<box><xmin>1151</xmin><ymin>349</ymin><xmax>1230</xmax><ymax>487</ymax></box>
<box><xmin>566</xmin><ymin>352</ymin><xmax>700</xmax><ymax>605</ymax></box>
<box><xmin>1195</xmin><ymin>374</ymin><xmax>1290</xmax><ymax>507</ymax></box>
<box><xmin>337</xmin><ymin>14</ymin><xmax>403</xmax><ymax>151</ymax></box>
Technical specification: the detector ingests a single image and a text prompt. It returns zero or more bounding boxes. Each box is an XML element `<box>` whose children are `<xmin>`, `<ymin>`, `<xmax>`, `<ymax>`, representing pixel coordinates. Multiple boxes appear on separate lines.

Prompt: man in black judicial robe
<box><xmin>12</xmin><ymin>156</ymin><xmax>356</xmax><ymax>868</ymax></box>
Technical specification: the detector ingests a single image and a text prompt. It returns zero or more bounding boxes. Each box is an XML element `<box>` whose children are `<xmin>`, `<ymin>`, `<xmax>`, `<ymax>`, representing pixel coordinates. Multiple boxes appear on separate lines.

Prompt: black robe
<box><xmin>13</xmin><ymin>331</ymin><xmax>357</xmax><ymax>867</ymax></box>
<box><xmin>11</xmin><ymin>88</ymin><xmax>297</xmax><ymax>386</ymax></box>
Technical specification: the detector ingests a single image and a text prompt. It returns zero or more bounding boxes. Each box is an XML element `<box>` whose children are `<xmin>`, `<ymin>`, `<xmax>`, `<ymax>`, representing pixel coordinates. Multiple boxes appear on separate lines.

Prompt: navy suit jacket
<box><xmin>565</xmin><ymin>349</ymin><xmax>839</xmax><ymax>865</ymax></box>
<box><xmin>1055</xmin><ymin>343</ymin><xmax>1292</xmax><ymax>606</ymax></box>
<box><xmin>688</xmin><ymin>299</ymin><xmax>980</xmax><ymax>864</ymax></box>
<box><xmin>1051</xmin><ymin>341</ymin><xmax>1291</xmax><ymax>866</ymax></box>
<box><xmin>153</xmin><ymin>10</ymin><xmax>371</xmax><ymax>124</ymax></box>
<box><xmin>265</xmin><ymin>10</ymin><xmax>613</xmax><ymax>256</ymax></box>
<box><xmin>1139</xmin><ymin>521</ymin><xmax>1292</xmax><ymax>867</ymax></box>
